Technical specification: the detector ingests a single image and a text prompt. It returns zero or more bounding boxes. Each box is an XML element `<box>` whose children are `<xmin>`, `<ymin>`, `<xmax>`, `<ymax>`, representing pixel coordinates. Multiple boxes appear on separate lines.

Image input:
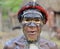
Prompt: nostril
<box><xmin>28</xmin><ymin>26</ymin><xmax>36</xmax><ymax>29</ymax></box>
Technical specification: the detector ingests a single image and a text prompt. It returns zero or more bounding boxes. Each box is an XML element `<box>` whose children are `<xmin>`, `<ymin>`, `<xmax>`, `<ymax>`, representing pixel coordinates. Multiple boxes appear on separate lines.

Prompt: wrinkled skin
<box><xmin>21</xmin><ymin>9</ymin><xmax>44</xmax><ymax>42</ymax></box>
<box><xmin>23</xmin><ymin>25</ymin><xmax>41</xmax><ymax>42</ymax></box>
<box><xmin>22</xmin><ymin>17</ymin><xmax>43</xmax><ymax>42</ymax></box>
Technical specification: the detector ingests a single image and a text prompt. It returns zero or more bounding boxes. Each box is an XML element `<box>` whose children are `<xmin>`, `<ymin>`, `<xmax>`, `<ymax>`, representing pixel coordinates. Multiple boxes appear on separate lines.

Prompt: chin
<box><xmin>27</xmin><ymin>37</ymin><xmax>38</xmax><ymax>43</ymax></box>
<box><xmin>27</xmin><ymin>39</ymin><xmax>37</xmax><ymax>43</ymax></box>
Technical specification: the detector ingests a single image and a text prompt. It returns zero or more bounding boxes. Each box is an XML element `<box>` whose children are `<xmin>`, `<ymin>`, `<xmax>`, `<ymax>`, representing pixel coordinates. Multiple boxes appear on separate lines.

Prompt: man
<box><xmin>4</xmin><ymin>2</ymin><xmax>58</xmax><ymax>49</ymax></box>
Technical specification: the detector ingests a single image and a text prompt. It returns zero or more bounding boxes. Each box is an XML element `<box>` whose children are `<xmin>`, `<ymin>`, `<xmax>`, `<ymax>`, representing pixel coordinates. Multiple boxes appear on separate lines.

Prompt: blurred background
<box><xmin>0</xmin><ymin>0</ymin><xmax>60</xmax><ymax>49</ymax></box>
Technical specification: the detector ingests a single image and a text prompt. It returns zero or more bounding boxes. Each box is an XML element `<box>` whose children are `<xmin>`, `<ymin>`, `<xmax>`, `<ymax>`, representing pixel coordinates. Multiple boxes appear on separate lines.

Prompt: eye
<box><xmin>26</xmin><ymin>19</ymin><xmax>30</xmax><ymax>21</ymax></box>
<box><xmin>25</xmin><ymin>18</ymin><xmax>32</xmax><ymax>21</ymax></box>
<box><xmin>34</xmin><ymin>18</ymin><xmax>40</xmax><ymax>22</ymax></box>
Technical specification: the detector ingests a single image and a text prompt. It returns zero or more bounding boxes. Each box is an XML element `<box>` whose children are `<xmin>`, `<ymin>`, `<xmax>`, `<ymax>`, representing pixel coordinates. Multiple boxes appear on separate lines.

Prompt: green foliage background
<box><xmin>0</xmin><ymin>0</ymin><xmax>23</xmax><ymax>19</ymax></box>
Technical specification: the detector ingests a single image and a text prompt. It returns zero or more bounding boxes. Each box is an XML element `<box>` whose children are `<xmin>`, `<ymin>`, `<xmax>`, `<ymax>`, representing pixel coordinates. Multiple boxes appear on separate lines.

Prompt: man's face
<box><xmin>22</xmin><ymin>13</ymin><xmax>43</xmax><ymax>42</ymax></box>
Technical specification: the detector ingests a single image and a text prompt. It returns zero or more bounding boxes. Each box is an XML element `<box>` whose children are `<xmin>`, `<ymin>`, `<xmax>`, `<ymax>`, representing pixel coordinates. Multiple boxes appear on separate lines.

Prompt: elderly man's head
<box><xmin>18</xmin><ymin>2</ymin><xmax>48</xmax><ymax>43</ymax></box>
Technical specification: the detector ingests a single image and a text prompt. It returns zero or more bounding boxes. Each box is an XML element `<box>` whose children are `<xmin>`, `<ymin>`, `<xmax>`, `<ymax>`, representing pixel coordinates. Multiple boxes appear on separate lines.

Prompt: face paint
<box><xmin>22</xmin><ymin>18</ymin><xmax>43</xmax><ymax>43</ymax></box>
<box><xmin>22</xmin><ymin>13</ymin><xmax>44</xmax><ymax>26</ymax></box>
<box><xmin>21</xmin><ymin>10</ymin><xmax>44</xmax><ymax>43</ymax></box>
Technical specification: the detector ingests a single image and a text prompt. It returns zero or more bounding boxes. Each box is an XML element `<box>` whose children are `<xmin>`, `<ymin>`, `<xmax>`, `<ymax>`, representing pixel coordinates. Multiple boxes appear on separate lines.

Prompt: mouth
<box><xmin>27</xmin><ymin>31</ymin><xmax>37</xmax><ymax>35</ymax></box>
<box><xmin>26</xmin><ymin>30</ymin><xmax>38</xmax><ymax>41</ymax></box>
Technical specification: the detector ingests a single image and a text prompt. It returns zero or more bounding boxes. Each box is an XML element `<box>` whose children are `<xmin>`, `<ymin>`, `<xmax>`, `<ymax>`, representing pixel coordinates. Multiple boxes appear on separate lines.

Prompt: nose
<box><xmin>28</xmin><ymin>22</ymin><xmax>37</xmax><ymax>27</ymax></box>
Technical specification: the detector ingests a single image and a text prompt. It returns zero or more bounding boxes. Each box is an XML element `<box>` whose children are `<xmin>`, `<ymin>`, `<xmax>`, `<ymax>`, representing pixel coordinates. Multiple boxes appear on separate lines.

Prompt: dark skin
<box><xmin>22</xmin><ymin>17</ymin><xmax>43</xmax><ymax>42</ymax></box>
<box><xmin>23</xmin><ymin>24</ymin><xmax>41</xmax><ymax>42</ymax></box>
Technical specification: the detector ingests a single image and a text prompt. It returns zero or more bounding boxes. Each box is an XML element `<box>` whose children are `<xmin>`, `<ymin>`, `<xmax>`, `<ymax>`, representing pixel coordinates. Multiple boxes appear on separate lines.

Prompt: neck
<box><xmin>27</xmin><ymin>40</ymin><xmax>37</xmax><ymax>44</ymax></box>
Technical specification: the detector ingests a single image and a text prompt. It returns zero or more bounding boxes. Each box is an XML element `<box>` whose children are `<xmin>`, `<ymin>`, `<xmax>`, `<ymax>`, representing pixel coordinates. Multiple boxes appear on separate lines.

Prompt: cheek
<box><xmin>23</xmin><ymin>26</ymin><xmax>28</xmax><ymax>33</ymax></box>
<box><xmin>36</xmin><ymin>28</ymin><xmax>41</xmax><ymax>38</ymax></box>
<box><xmin>37</xmin><ymin>26</ymin><xmax>41</xmax><ymax>32</ymax></box>
<box><xmin>23</xmin><ymin>26</ymin><xmax>41</xmax><ymax>34</ymax></box>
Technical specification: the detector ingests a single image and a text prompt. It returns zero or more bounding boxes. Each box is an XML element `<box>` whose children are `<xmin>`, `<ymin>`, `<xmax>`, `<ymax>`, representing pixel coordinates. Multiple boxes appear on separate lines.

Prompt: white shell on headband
<box><xmin>23</xmin><ymin>10</ymin><xmax>42</xmax><ymax>16</ymax></box>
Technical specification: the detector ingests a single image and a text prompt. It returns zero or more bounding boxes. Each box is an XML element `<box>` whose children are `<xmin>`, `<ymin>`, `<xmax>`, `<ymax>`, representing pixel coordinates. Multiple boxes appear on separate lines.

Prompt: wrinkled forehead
<box><xmin>22</xmin><ymin>10</ymin><xmax>43</xmax><ymax>19</ymax></box>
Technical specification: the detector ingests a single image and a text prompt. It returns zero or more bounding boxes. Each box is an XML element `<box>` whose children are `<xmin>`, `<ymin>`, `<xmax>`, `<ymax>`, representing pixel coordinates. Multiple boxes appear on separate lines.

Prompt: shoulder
<box><xmin>4</xmin><ymin>39</ymin><xmax>15</xmax><ymax>49</ymax></box>
<box><xmin>4</xmin><ymin>36</ymin><xmax>24</xmax><ymax>49</ymax></box>
<box><xmin>47</xmin><ymin>40</ymin><xmax>58</xmax><ymax>49</ymax></box>
<box><xmin>40</xmin><ymin>38</ymin><xmax>58</xmax><ymax>49</ymax></box>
